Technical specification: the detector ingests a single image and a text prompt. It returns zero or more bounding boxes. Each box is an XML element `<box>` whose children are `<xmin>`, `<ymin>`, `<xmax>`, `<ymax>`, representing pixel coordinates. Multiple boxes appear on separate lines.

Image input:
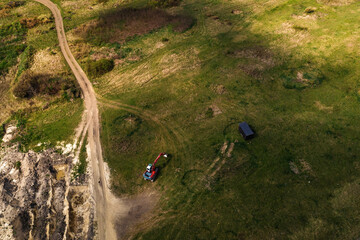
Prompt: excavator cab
<box><xmin>146</xmin><ymin>164</ymin><xmax>152</xmax><ymax>172</ymax></box>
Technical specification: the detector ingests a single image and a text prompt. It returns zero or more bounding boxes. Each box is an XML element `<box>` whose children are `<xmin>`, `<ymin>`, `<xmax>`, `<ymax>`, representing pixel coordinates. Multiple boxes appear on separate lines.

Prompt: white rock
<box><xmin>2</xmin><ymin>125</ymin><xmax>17</xmax><ymax>143</ymax></box>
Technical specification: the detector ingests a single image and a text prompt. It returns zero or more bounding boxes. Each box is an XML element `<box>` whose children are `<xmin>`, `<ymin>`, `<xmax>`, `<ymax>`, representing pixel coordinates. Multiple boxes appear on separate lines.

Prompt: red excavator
<box><xmin>143</xmin><ymin>153</ymin><xmax>167</xmax><ymax>182</ymax></box>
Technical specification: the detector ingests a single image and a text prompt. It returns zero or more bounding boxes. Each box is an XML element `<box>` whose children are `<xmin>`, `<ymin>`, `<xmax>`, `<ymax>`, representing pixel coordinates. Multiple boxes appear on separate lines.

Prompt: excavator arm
<box><xmin>152</xmin><ymin>152</ymin><xmax>167</xmax><ymax>171</ymax></box>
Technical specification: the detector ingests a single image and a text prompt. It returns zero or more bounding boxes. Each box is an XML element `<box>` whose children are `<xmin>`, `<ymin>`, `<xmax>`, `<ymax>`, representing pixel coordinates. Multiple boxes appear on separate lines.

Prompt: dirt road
<box><xmin>33</xmin><ymin>0</ymin><xmax>118</xmax><ymax>239</ymax></box>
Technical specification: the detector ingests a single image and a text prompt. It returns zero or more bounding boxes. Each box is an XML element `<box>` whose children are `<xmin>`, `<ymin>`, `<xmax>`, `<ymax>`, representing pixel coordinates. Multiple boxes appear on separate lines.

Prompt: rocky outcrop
<box><xmin>0</xmin><ymin>145</ymin><xmax>67</xmax><ymax>239</ymax></box>
<box><xmin>0</xmin><ymin>127</ymin><xmax>95</xmax><ymax>240</ymax></box>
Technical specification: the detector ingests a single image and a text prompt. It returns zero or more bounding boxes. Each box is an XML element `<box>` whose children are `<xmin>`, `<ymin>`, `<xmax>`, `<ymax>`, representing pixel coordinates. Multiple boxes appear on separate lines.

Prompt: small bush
<box><xmin>84</xmin><ymin>59</ymin><xmax>114</xmax><ymax>77</ymax></box>
<box><xmin>205</xmin><ymin>108</ymin><xmax>214</xmax><ymax>118</ymax></box>
<box><xmin>15</xmin><ymin>161</ymin><xmax>21</xmax><ymax>170</ymax></box>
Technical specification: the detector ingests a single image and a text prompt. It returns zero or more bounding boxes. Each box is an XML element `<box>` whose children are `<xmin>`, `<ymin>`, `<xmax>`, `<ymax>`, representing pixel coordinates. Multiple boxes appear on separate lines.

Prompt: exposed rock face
<box><xmin>0</xmin><ymin>127</ymin><xmax>95</xmax><ymax>239</ymax></box>
<box><xmin>0</xmin><ymin>146</ymin><xmax>68</xmax><ymax>239</ymax></box>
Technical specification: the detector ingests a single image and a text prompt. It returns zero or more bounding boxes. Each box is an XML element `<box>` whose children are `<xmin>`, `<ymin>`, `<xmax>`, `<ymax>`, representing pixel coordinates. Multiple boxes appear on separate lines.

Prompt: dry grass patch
<box><xmin>317</xmin><ymin>0</ymin><xmax>356</xmax><ymax>6</ymax></box>
<box><xmin>289</xmin><ymin>159</ymin><xmax>314</xmax><ymax>176</ymax></box>
<box><xmin>30</xmin><ymin>48</ymin><xmax>64</xmax><ymax>75</ymax></box>
<box><xmin>234</xmin><ymin>47</ymin><xmax>274</xmax><ymax>65</ymax></box>
<box><xmin>100</xmin><ymin>48</ymin><xmax>200</xmax><ymax>94</ymax></box>
<box><xmin>211</xmin><ymin>84</ymin><xmax>226</xmax><ymax>95</ymax></box>
<box><xmin>275</xmin><ymin>22</ymin><xmax>311</xmax><ymax>47</ymax></box>
<box><xmin>204</xmin><ymin>13</ymin><xmax>232</xmax><ymax>36</ymax></box>
<box><xmin>315</xmin><ymin>101</ymin><xmax>333</xmax><ymax>113</ymax></box>
<box><xmin>0</xmin><ymin>8</ymin><xmax>10</xmax><ymax>18</ymax></box>
<box><xmin>69</xmin><ymin>42</ymin><xmax>91</xmax><ymax>59</ymax></box>
<box><xmin>233</xmin><ymin>46</ymin><xmax>275</xmax><ymax>79</ymax></box>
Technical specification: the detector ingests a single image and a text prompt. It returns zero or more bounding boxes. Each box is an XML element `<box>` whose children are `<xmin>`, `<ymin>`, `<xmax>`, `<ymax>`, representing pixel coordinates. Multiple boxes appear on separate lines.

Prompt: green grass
<box><xmin>14</xmin><ymin>99</ymin><xmax>83</xmax><ymax>152</ymax></box>
<box><xmin>72</xmin><ymin>134</ymin><xmax>88</xmax><ymax>180</ymax></box>
<box><xmin>0</xmin><ymin>0</ymin><xmax>84</xmax><ymax>152</ymax></box>
<box><xmin>0</xmin><ymin>22</ymin><xmax>27</xmax><ymax>75</ymax></box>
<box><xmin>0</xmin><ymin>0</ymin><xmax>56</xmax><ymax>75</ymax></box>
<box><xmin>58</xmin><ymin>0</ymin><xmax>360</xmax><ymax>238</ymax></box>
<box><xmin>14</xmin><ymin>45</ymin><xmax>34</xmax><ymax>83</ymax></box>
<box><xmin>0</xmin><ymin>125</ymin><xmax>5</xmax><ymax>140</ymax></box>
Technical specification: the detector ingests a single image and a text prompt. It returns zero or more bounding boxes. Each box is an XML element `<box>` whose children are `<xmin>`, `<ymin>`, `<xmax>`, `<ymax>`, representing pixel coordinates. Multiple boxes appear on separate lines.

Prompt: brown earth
<box><xmin>74</xmin><ymin>8</ymin><xmax>194</xmax><ymax>44</ymax></box>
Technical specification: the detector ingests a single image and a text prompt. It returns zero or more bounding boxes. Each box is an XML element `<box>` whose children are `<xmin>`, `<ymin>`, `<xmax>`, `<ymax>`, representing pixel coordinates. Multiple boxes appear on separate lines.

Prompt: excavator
<box><xmin>143</xmin><ymin>152</ymin><xmax>167</xmax><ymax>182</ymax></box>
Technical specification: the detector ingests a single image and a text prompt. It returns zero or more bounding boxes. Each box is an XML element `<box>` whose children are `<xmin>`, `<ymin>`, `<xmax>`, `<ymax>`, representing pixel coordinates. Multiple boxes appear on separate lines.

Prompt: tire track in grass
<box><xmin>98</xmin><ymin>99</ymin><xmax>190</xmax><ymax>163</ymax></box>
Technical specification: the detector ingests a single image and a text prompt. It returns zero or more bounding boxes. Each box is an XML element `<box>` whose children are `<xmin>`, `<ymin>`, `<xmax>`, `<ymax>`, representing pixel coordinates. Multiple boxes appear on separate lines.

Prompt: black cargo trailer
<box><xmin>239</xmin><ymin>122</ymin><xmax>254</xmax><ymax>140</ymax></box>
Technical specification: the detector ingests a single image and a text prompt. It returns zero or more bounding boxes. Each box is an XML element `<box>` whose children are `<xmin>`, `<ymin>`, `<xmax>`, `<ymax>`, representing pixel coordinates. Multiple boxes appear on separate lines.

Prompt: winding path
<box><xmin>33</xmin><ymin>0</ymin><xmax>118</xmax><ymax>239</ymax></box>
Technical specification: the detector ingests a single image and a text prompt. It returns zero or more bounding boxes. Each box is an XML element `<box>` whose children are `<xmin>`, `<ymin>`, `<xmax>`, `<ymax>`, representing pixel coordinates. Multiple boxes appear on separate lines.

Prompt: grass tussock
<box><xmin>148</xmin><ymin>0</ymin><xmax>181</xmax><ymax>8</ymax></box>
<box><xmin>72</xmin><ymin>136</ymin><xmax>88</xmax><ymax>180</ymax></box>
<box><xmin>74</xmin><ymin>8</ymin><xmax>194</xmax><ymax>44</ymax></box>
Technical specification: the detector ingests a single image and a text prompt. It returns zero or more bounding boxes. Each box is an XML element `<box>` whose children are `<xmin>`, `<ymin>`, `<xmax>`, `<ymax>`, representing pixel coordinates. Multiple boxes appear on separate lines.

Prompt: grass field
<box><xmin>4</xmin><ymin>0</ymin><xmax>360</xmax><ymax>238</ymax></box>
<box><xmin>54</xmin><ymin>0</ymin><xmax>360</xmax><ymax>238</ymax></box>
<box><xmin>0</xmin><ymin>0</ymin><xmax>83</xmax><ymax>150</ymax></box>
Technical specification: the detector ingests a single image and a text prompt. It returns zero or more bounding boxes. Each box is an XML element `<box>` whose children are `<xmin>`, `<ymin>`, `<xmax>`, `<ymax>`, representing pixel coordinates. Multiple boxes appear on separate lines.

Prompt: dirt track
<box><xmin>33</xmin><ymin>0</ymin><xmax>119</xmax><ymax>239</ymax></box>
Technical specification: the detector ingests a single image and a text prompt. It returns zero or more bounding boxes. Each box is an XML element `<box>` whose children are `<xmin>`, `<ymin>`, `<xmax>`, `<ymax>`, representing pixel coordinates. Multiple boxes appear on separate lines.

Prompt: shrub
<box><xmin>304</xmin><ymin>7</ymin><xmax>316</xmax><ymax>14</ymax></box>
<box><xmin>84</xmin><ymin>59</ymin><xmax>114</xmax><ymax>77</ymax></box>
<box><xmin>5</xmin><ymin>1</ymin><xmax>25</xmax><ymax>9</ymax></box>
<box><xmin>13</xmin><ymin>70</ymin><xmax>81</xmax><ymax>99</ymax></box>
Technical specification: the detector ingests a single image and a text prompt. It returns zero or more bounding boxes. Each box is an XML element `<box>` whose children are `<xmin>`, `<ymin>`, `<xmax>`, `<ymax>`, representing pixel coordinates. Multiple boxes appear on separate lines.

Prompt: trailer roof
<box><xmin>239</xmin><ymin>122</ymin><xmax>254</xmax><ymax>136</ymax></box>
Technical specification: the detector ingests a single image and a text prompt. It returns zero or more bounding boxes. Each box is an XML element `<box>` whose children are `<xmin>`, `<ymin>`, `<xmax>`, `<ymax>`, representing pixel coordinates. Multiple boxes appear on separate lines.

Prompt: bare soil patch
<box><xmin>74</xmin><ymin>8</ymin><xmax>194</xmax><ymax>44</ymax></box>
<box><xmin>315</xmin><ymin>101</ymin><xmax>333</xmax><ymax>112</ymax></box>
<box><xmin>232</xmin><ymin>46</ymin><xmax>275</xmax><ymax>79</ymax></box>
<box><xmin>116</xmin><ymin>190</ymin><xmax>159</xmax><ymax>239</ymax></box>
